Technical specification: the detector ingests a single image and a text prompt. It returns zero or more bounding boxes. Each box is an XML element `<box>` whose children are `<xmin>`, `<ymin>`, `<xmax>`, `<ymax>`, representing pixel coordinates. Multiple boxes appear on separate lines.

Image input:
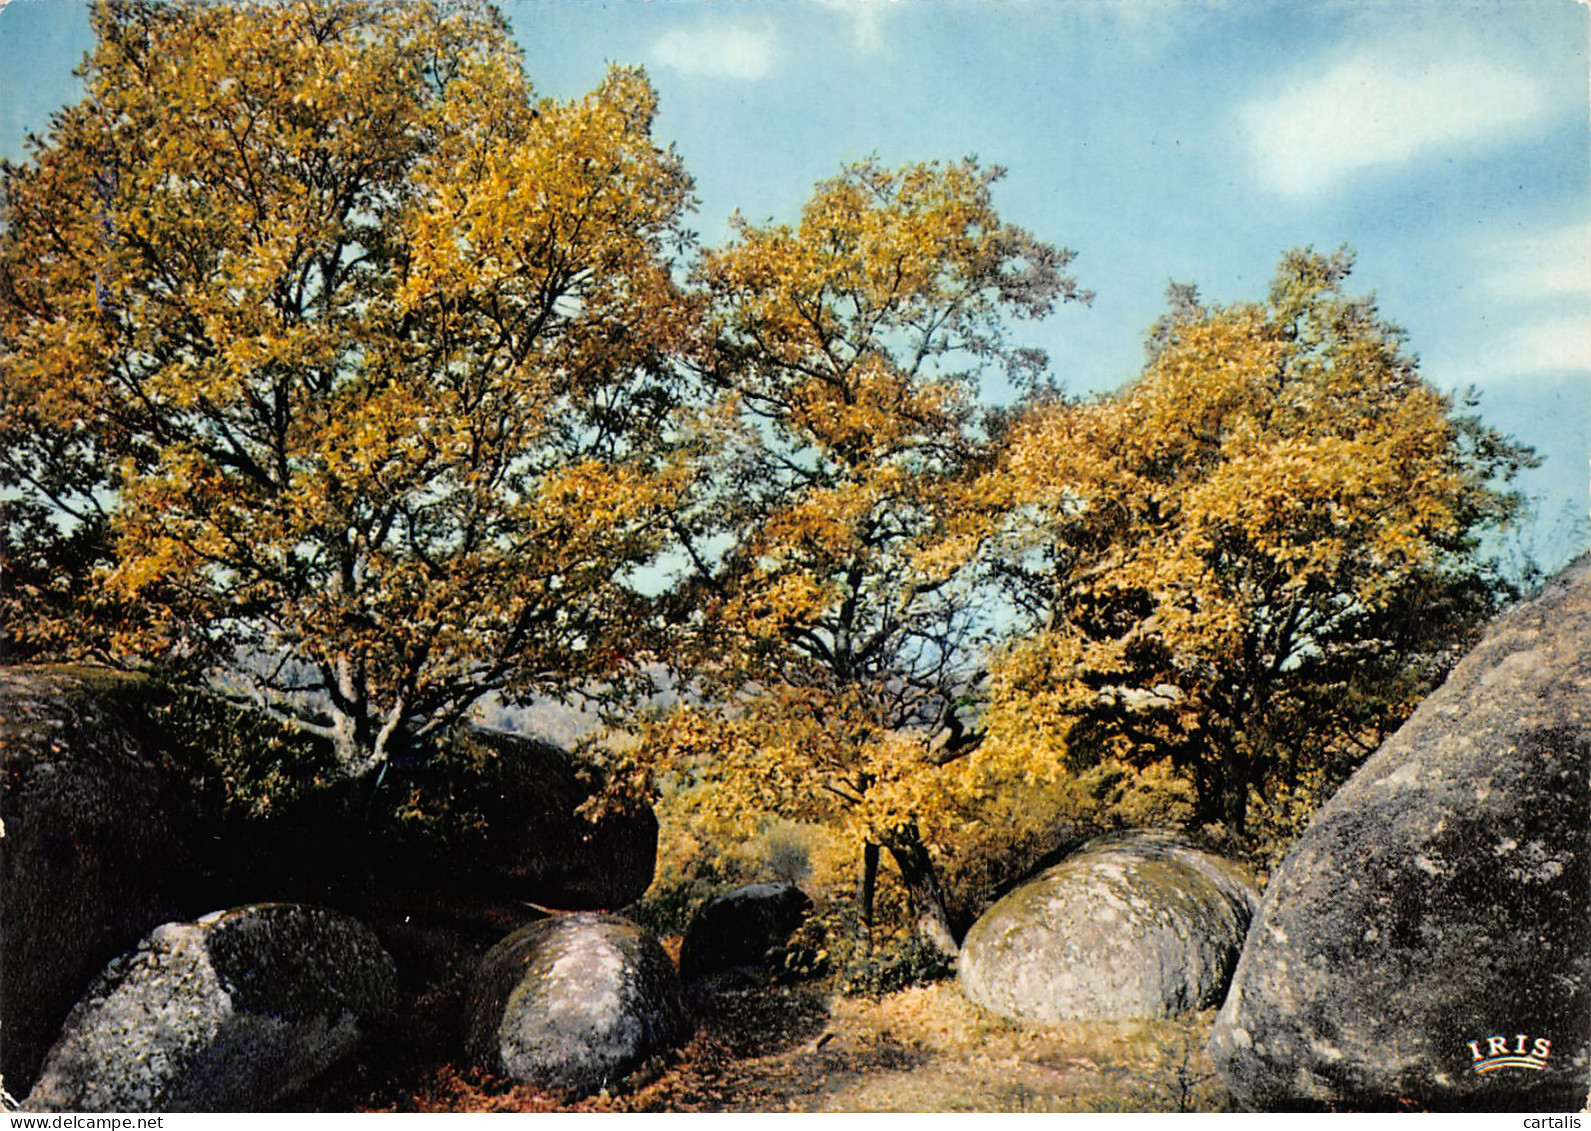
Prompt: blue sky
<box><xmin>2</xmin><ymin>0</ymin><xmax>1587</xmax><ymax>570</ymax></box>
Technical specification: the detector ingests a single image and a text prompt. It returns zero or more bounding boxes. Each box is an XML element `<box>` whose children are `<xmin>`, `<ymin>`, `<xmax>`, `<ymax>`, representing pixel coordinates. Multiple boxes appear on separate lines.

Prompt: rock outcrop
<box><xmin>378</xmin><ymin>728</ymin><xmax>658</xmax><ymax>912</ymax></box>
<box><xmin>958</xmin><ymin>830</ymin><xmax>1258</xmax><ymax>1023</ymax></box>
<box><xmin>26</xmin><ymin>904</ymin><xmax>397</xmax><ymax>1112</ymax></box>
<box><xmin>0</xmin><ymin>666</ymin><xmax>662</xmax><ymax>1106</ymax></box>
<box><xmin>679</xmin><ymin>882</ymin><xmax>813</xmax><ymax>982</ymax></box>
<box><xmin>1209</xmin><ymin>554</ymin><xmax>1591</xmax><ymax>1111</ymax></box>
<box><xmin>0</xmin><ymin>668</ymin><xmax>197</xmax><ymax>1093</ymax></box>
<box><xmin>464</xmin><ymin>913</ymin><xmax>690</xmax><ymax>1098</ymax></box>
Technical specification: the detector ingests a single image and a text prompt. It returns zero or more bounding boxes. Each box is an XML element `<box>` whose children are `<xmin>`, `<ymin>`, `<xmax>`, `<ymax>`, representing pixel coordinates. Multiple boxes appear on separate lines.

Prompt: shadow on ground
<box><xmin>314</xmin><ymin>964</ymin><xmax>1233</xmax><ymax>1113</ymax></box>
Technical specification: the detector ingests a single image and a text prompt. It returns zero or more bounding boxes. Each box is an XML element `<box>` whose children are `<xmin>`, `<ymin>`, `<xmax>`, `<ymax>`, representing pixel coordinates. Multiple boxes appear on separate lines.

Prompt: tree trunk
<box><xmin>886</xmin><ymin>836</ymin><xmax>958</xmax><ymax>959</ymax></box>
<box><xmin>1196</xmin><ymin>738</ymin><xmax>1251</xmax><ymax>841</ymax></box>
<box><xmin>858</xmin><ymin>840</ymin><xmax>880</xmax><ymax>934</ymax></box>
<box><xmin>1222</xmin><ymin>771</ymin><xmax>1249</xmax><ymax>838</ymax></box>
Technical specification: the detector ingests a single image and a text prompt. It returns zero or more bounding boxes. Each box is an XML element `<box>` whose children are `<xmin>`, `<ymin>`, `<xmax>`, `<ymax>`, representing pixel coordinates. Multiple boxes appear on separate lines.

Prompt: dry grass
<box><xmin>350</xmin><ymin>971</ymin><xmax>1233</xmax><ymax>1114</ymax></box>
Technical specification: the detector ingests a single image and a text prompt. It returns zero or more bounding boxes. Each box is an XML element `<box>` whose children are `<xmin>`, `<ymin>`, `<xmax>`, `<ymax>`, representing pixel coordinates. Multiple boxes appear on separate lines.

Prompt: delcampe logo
<box><xmin>1467</xmin><ymin>1033</ymin><xmax>1552</xmax><ymax>1074</ymax></box>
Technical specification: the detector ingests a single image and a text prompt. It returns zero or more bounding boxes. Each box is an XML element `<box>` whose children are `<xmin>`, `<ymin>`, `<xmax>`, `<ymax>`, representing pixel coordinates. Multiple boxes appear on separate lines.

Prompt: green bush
<box><xmin>632</xmin><ymin>852</ymin><xmax>755</xmax><ymax>939</ymax></box>
<box><xmin>151</xmin><ymin>683</ymin><xmax>338</xmax><ymax>818</ymax></box>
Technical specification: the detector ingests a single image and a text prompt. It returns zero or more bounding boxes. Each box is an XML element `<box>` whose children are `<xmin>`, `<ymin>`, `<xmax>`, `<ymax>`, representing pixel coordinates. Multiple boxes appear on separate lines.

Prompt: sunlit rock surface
<box><xmin>1209</xmin><ymin>554</ymin><xmax>1591</xmax><ymax>1111</ymax></box>
<box><xmin>958</xmin><ymin>830</ymin><xmax>1257</xmax><ymax>1022</ymax></box>
<box><xmin>465</xmin><ymin>912</ymin><xmax>690</xmax><ymax>1098</ymax></box>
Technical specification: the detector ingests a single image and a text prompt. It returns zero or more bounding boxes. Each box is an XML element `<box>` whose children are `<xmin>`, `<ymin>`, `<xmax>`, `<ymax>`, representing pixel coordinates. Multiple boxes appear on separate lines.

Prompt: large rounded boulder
<box><xmin>958</xmin><ymin>830</ymin><xmax>1258</xmax><ymax>1023</ymax></box>
<box><xmin>679</xmin><ymin>882</ymin><xmax>813</xmax><ymax>982</ymax></box>
<box><xmin>0</xmin><ymin>667</ymin><xmax>199</xmax><ymax>1094</ymax></box>
<box><xmin>377</xmin><ymin>728</ymin><xmax>658</xmax><ymax>912</ymax></box>
<box><xmin>26</xmin><ymin>904</ymin><xmax>397</xmax><ymax>1112</ymax></box>
<box><xmin>464</xmin><ymin>912</ymin><xmax>690</xmax><ymax>1098</ymax></box>
<box><xmin>1208</xmin><ymin>554</ymin><xmax>1591</xmax><ymax>1112</ymax></box>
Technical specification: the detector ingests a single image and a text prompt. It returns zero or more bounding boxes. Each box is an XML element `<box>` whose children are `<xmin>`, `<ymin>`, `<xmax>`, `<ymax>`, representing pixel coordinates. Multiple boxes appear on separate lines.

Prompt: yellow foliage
<box><xmin>1</xmin><ymin>0</ymin><xmax>699</xmax><ymax>772</ymax></box>
<box><xmin>650</xmin><ymin>158</ymin><xmax>1088</xmax><ymax>938</ymax></box>
<box><xmin>984</xmin><ymin>248</ymin><xmax>1532</xmax><ymax>846</ymax></box>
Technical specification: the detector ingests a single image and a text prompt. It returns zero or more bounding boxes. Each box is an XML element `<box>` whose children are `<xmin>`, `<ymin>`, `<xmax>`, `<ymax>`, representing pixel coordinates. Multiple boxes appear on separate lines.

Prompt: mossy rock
<box><xmin>373</xmin><ymin>727</ymin><xmax>659</xmax><ymax>912</ymax></box>
<box><xmin>1209</xmin><ymin>554</ymin><xmax>1591</xmax><ymax>1112</ymax></box>
<box><xmin>25</xmin><ymin>903</ymin><xmax>397</xmax><ymax>1112</ymax></box>
<box><xmin>678</xmin><ymin>882</ymin><xmax>813</xmax><ymax>982</ymax></box>
<box><xmin>0</xmin><ymin>666</ymin><xmax>197</xmax><ymax>1093</ymax></box>
<box><xmin>958</xmin><ymin>830</ymin><xmax>1258</xmax><ymax>1023</ymax></box>
<box><xmin>464</xmin><ymin>912</ymin><xmax>690</xmax><ymax>1098</ymax></box>
<box><xmin>0</xmin><ymin>663</ymin><xmax>662</xmax><ymax>1104</ymax></box>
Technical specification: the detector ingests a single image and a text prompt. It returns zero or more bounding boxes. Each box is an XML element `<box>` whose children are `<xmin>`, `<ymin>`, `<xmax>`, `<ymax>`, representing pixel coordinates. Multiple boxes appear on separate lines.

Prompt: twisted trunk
<box><xmin>886</xmin><ymin>835</ymin><xmax>958</xmax><ymax>959</ymax></box>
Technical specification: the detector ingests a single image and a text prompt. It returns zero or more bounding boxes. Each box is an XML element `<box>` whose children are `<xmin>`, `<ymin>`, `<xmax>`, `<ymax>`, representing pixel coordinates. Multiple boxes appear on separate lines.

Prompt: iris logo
<box><xmin>1467</xmin><ymin>1034</ymin><xmax>1552</xmax><ymax>1074</ymax></box>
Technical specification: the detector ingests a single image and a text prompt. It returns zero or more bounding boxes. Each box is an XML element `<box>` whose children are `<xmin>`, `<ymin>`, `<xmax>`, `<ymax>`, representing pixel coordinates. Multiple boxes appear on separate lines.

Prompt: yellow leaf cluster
<box><xmin>1</xmin><ymin>0</ymin><xmax>700</xmax><ymax>769</ymax></box>
<box><xmin>982</xmin><ymin>248</ymin><xmax>1530</xmax><ymax>843</ymax></box>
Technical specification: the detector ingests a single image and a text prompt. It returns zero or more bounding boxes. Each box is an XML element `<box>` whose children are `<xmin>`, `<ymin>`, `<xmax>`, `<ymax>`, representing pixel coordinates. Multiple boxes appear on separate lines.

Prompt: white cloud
<box><xmin>1487</xmin><ymin>221</ymin><xmax>1591</xmax><ymax>379</ymax></box>
<box><xmin>1508</xmin><ymin>313</ymin><xmax>1591</xmax><ymax>376</ymax></box>
<box><xmin>1436</xmin><ymin>222</ymin><xmax>1591</xmax><ymax>387</ymax></box>
<box><xmin>1431</xmin><ymin>324</ymin><xmax>1591</xmax><ymax>390</ymax></box>
<box><xmin>1482</xmin><ymin>221</ymin><xmax>1591</xmax><ymax>303</ymax></box>
<box><xmin>833</xmin><ymin>1</ymin><xmax>886</xmax><ymax>54</ymax></box>
<box><xmin>650</xmin><ymin>21</ymin><xmax>778</xmax><ymax>81</ymax></box>
<box><xmin>1240</xmin><ymin>49</ymin><xmax>1553</xmax><ymax>197</ymax></box>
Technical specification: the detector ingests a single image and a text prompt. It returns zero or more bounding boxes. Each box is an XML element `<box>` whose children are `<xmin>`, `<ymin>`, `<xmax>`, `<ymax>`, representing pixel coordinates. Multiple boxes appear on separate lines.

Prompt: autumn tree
<box><xmin>648</xmin><ymin>158</ymin><xmax>1088</xmax><ymax>953</ymax></box>
<box><xmin>984</xmin><ymin>248</ymin><xmax>1534</xmax><ymax>849</ymax></box>
<box><xmin>0</xmin><ymin>0</ymin><xmax>699</xmax><ymax>776</ymax></box>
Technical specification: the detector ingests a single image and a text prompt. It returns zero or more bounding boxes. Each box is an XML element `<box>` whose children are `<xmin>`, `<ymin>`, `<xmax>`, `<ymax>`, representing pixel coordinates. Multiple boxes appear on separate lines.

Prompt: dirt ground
<box><xmin>338</xmin><ymin>972</ymin><xmax>1234</xmax><ymax>1114</ymax></box>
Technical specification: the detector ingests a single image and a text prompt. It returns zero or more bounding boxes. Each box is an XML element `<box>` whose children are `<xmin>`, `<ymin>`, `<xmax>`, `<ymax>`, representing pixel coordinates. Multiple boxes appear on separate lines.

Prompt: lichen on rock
<box><xmin>0</xmin><ymin>667</ymin><xmax>196</xmax><ymax>1094</ymax></box>
<box><xmin>1208</xmin><ymin>554</ymin><xmax>1591</xmax><ymax>1112</ymax></box>
<box><xmin>464</xmin><ymin>912</ymin><xmax>690</xmax><ymax>1099</ymax></box>
<box><xmin>958</xmin><ymin>830</ymin><xmax>1258</xmax><ymax>1023</ymax></box>
<box><xmin>25</xmin><ymin>904</ymin><xmax>397</xmax><ymax>1113</ymax></box>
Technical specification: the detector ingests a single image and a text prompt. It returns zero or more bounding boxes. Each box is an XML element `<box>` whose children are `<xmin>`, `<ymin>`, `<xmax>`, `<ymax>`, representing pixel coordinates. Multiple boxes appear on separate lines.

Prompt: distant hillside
<box><xmin>471</xmin><ymin>669</ymin><xmax>682</xmax><ymax>750</ymax></box>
